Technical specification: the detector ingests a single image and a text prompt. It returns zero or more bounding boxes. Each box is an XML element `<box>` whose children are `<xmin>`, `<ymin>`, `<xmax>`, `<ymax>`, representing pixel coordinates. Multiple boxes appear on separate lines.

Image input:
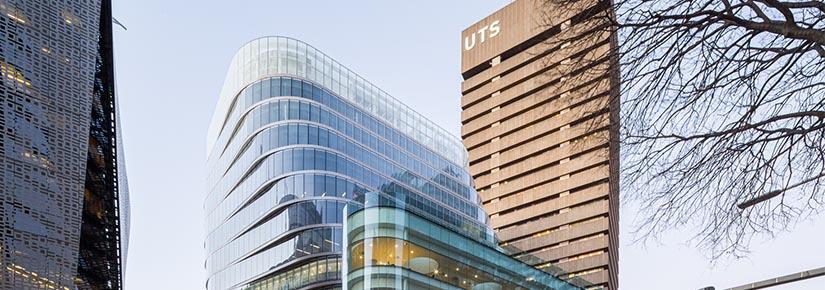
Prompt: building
<box><xmin>0</xmin><ymin>0</ymin><xmax>129</xmax><ymax>289</ymax></box>
<box><xmin>205</xmin><ymin>36</ymin><xmax>584</xmax><ymax>290</ymax></box>
<box><xmin>460</xmin><ymin>0</ymin><xmax>620</xmax><ymax>288</ymax></box>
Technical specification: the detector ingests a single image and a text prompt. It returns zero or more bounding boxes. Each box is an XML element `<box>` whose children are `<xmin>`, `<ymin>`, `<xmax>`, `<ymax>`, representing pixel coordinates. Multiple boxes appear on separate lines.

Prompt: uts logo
<box><xmin>464</xmin><ymin>20</ymin><xmax>501</xmax><ymax>51</ymax></box>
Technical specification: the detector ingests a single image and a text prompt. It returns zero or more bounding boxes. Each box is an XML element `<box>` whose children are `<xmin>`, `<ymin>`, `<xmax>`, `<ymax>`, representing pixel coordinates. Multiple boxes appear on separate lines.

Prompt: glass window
<box><xmin>299</xmin><ymin>101</ymin><xmax>309</xmax><ymax>120</ymax></box>
<box><xmin>261</xmin><ymin>79</ymin><xmax>270</xmax><ymax>99</ymax></box>
<box><xmin>294</xmin><ymin>174</ymin><xmax>304</xmax><ymax>197</ymax></box>
<box><xmin>305</xmin><ymin>148</ymin><xmax>315</xmax><ymax>172</ymax></box>
<box><xmin>294</xmin><ymin>149</ymin><xmax>305</xmax><ymax>171</ymax></box>
<box><xmin>288</xmin><ymin>124</ymin><xmax>298</xmax><ymax>145</ymax></box>
<box><xmin>281</xmin><ymin>77</ymin><xmax>291</xmax><ymax>96</ymax></box>
<box><xmin>272</xmin><ymin>151</ymin><xmax>283</xmax><ymax>176</ymax></box>
<box><xmin>270</xmin><ymin>126</ymin><xmax>280</xmax><ymax>149</ymax></box>
<box><xmin>328</xmin><ymin>131</ymin><xmax>338</xmax><ymax>151</ymax></box>
<box><xmin>244</xmin><ymin>87</ymin><xmax>254</xmax><ymax>109</ymax></box>
<box><xmin>310</xmin><ymin>104</ymin><xmax>320</xmax><ymax>122</ymax></box>
<box><xmin>318</xmin><ymin>128</ymin><xmax>328</xmax><ymax>147</ymax></box>
<box><xmin>288</xmin><ymin>100</ymin><xmax>299</xmax><ymax>120</ymax></box>
<box><xmin>276</xmin><ymin>176</ymin><xmax>287</xmax><ymax>200</ymax></box>
<box><xmin>326</xmin><ymin>176</ymin><xmax>337</xmax><ymax>197</ymax></box>
<box><xmin>277</xmin><ymin>125</ymin><xmax>288</xmax><ymax>147</ymax></box>
<box><xmin>320</xmin><ymin>107</ymin><xmax>329</xmax><ymax>125</ymax></box>
<box><xmin>270</xmin><ymin>101</ymin><xmax>279</xmax><ymax>122</ymax></box>
<box><xmin>325</xmin><ymin>151</ymin><xmax>336</xmax><ymax>172</ymax></box>
<box><xmin>303</xmin><ymin>173</ymin><xmax>314</xmax><ymax>197</ymax></box>
<box><xmin>325</xmin><ymin>201</ymin><xmax>337</xmax><ymax>222</ymax></box>
<box><xmin>337</xmin><ymin>178</ymin><xmax>348</xmax><ymax>198</ymax></box>
<box><xmin>298</xmin><ymin>124</ymin><xmax>308</xmax><ymax>144</ymax></box>
<box><xmin>278</xmin><ymin>101</ymin><xmax>289</xmax><ymax>120</ymax></box>
<box><xmin>253</xmin><ymin>81</ymin><xmax>262</xmax><ymax>103</ymax></box>
<box><xmin>283</xmin><ymin>149</ymin><xmax>294</xmax><ymax>173</ymax></box>
<box><xmin>346</xmin><ymin>122</ymin><xmax>354</xmax><ymax>137</ymax></box>
<box><xmin>262</xmin><ymin>128</ymin><xmax>271</xmax><ymax>152</ymax></box>
<box><xmin>346</xmin><ymin>104</ymin><xmax>355</xmax><ymax>120</ymax></box>
<box><xmin>291</xmin><ymin>79</ymin><xmax>301</xmax><ymax>96</ymax></box>
<box><xmin>313</xmin><ymin>85</ymin><xmax>323</xmax><ymax>102</ymax></box>
<box><xmin>253</xmin><ymin>109</ymin><xmax>261</xmax><ymax>129</ymax></box>
<box><xmin>316</xmin><ymin>150</ymin><xmax>326</xmax><ymax>171</ymax></box>
<box><xmin>321</xmin><ymin>90</ymin><xmax>331</xmax><ymax>106</ymax></box>
<box><xmin>329</xmin><ymin>113</ymin><xmax>338</xmax><ymax>132</ymax></box>
<box><xmin>336</xmin><ymin>155</ymin><xmax>347</xmax><ymax>176</ymax></box>
<box><xmin>302</xmin><ymin>81</ymin><xmax>312</xmax><ymax>98</ymax></box>
<box><xmin>271</xmin><ymin>78</ymin><xmax>281</xmax><ymax>96</ymax></box>
<box><xmin>262</xmin><ymin>103</ymin><xmax>271</xmax><ymax>125</ymax></box>
<box><xmin>314</xmin><ymin>175</ymin><xmax>325</xmax><ymax>196</ymax></box>
<box><xmin>308</xmin><ymin>125</ymin><xmax>319</xmax><ymax>145</ymax></box>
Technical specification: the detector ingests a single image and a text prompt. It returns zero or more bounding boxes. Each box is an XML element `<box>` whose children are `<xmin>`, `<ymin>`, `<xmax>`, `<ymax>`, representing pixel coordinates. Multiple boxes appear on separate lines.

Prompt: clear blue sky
<box><xmin>111</xmin><ymin>1</ymin><xmax>824</xmax><ymax>289</ymax></box>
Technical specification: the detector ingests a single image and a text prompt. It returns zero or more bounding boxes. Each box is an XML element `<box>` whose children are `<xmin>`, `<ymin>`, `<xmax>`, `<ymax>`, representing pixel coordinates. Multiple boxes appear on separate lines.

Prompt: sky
<box><xmin>111</xmin><ymin>1</ymin><xmax>824</xmax><ymax>289</ymax></box>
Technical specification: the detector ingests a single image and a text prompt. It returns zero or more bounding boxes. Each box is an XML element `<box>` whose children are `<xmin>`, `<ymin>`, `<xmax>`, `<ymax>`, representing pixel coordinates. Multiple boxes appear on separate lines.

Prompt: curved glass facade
<box><xmin>206</xmin><ymin>36</ymin><xmax>581</xmax><ymax>290</ymax></box>
<box><xmin>206</xmin><ymin>37</ymin><xmax>491</xmax><ymax>290</ymax></box>
<box><xmin>346</xmin><ymin>202</ymin><xmax>584</xmax><ymax>290</ymax></box>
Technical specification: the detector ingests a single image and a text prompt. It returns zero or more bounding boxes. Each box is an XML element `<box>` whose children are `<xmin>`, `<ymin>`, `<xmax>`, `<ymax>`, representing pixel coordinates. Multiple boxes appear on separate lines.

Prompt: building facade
<box><xmin>345</xmin><ymin>196</ymin><xmax>586</xmax><ymax>290</ymax></box>
<box><xmin>460</xmin><ymin>0</ymin><xmax>620</xmax><ymax>289</ymax></box>
<box><xmin>206</xmin><ymin>36</ymin><xmax>583</xmax><ymax>290</ymax></box>
<box><xmin>0</xmin><ymin>0</ymin><xmax>129</xmax><ymax>289</ymax></box>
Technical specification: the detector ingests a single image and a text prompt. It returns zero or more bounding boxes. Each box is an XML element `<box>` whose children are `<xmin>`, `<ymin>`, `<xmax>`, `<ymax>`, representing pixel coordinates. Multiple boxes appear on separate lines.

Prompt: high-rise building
<box><xmin>206</xmin><ymin>36</ymin><xmax>584</xmax><ymax>290</ymax></box>
<box><xmin>460</xmin><ymin>0</ymin><xmax>620</xmax><ymax>288</ymax></box>
<box><xmin>0</xmin><ymin>0</ymin><xmax>129</xmax><ymax>289</ymax></box>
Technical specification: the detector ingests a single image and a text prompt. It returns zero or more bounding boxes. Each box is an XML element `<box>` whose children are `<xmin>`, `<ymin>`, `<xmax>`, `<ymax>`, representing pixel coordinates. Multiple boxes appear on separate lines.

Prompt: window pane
<box><xmin>279</xmin><ymin>100</ymin><xmax>288</xmax><ymax>121</ymax></box>
<box><xmin>310</xmin><ymin>104</ymin><xmax>320</xmax><ymax>122</ymax></box>
<box><xmin>262</xmin><ymin>103</ymin><xmax>271</xmax><ymax>125</ymax></box>
<box><xmin>272</xmin><ymin>151</ymin><xmax>283</xmax><ymax>176</ymax></box>
<box><xmin>313</xmin><ymin>85</ymin><xmax>323</xmax><ymax>102</ymax></box>
<box><xmin>253</xmin><ymin>81</ymin><xmax>262</xmax><ymax>103</ymax></box>
<box><xmin>308</xmin><ymin>125</ymin><xmax>319</xmax><ymax>145</ymax></box>
<box><xmin>294</xmin><ymin>149</ymin><xmax>305</xmax><ymax>171</ymax></box>
<box><xmin>271</xmin><ymin>78</ymin><xmax>281</xmax><ymax>96</ymax></box>
<box><xmin>291</xmin><ymin>79</ymin><xmax>301</xmax><ymax>96</ymax></box>
<box><xmin>283</xmin><ymin>149</ymin><xmax>294</xmax><ymax>172</ymax></box>
<box><xmin>298</xmin><ymin>124</ymin><xmax>308</xmax><ymax>144</ymax></box>
<box><xmin>299</xmin><ymin>101</ymin><xmax>309</xmax><ymax>120</ymax></box>
<box><xmin>282</xmin><ymin>77</ymin><xmax>291</xmax><ymax>96</ymax></box>
<box><xmin>303</xmin><ymin>172</ymin><xmax>314</xmax><ymax>197</ymax></box>
<box><xmin>289</xmin><ymin>100</ymin><xmax>299</xmax><ymax>119</ymax></box>
<box><xmin>270</xmin><ymin>101</ymin><xmax>279</xmax><ymax>122</ymax></box>
<box><xmin>277</xmin><ymin>125</ymin><xmax>288</xmax><ymax>147</ymax></box>
<box><xmin>318</xmin><ymin>128</ymin><xmax>328</xmax><ymax>147</ymax></box>
<box><xmin>253</xmin><ymin>109</ymin><xmax>261</xmax><ymax>129</ymax></box>
<box><xmin>316</xmin><ymin>150</ymin><xmax>326</xmax><ymax>171</ymax></box>
<box><xmin>302</xmin><ymin>81</ymin><xmax>312</xmax><ymax>98</ymax></box>
<box><xmin>244</xmin><ymin>87</ymin><xmax>254</xmax><ymax>109</ymax></box>
<box><xmin>305</xmin><ymin>149</ymin><xmax>315</xmax><ymax>174</ymax></box>
<box><xmin>325</xmin><ymin>151</ymin><xmax>336</xmax><ymax>172</ymax></box>
<box><xmin>288</xmin><ymin>124</ymin><xmax>298</xmax><ymax>145</ymax></box>
<box><xmin>262</xmin><ymin>79</ymin><xmax>271</xmax><ymax>99</ymax></box>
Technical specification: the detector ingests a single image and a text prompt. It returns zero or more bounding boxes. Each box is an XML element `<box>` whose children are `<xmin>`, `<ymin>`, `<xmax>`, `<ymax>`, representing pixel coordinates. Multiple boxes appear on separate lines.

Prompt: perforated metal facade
<box><xmin>0</xmin><ymin>0</ymin><xmax>128</xmax><ymax>289</ymax></box>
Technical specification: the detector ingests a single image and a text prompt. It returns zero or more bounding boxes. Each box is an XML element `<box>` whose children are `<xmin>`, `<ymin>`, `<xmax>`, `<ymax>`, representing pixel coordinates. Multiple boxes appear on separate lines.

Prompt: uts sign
<box><xmin>464</xmin><ymin>20</ymin><xmax>501</xmax><ymax>51</ymax></box>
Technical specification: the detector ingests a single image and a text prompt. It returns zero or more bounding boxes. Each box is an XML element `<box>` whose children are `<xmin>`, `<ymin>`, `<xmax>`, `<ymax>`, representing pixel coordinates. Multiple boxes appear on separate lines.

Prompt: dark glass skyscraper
<box><xmin>0</xmin><ymin>0</ymin><xmax>129</xmax><ymax>289</ymax></box>
<box><xmin>206</xmin><ymin>36</ymin><xmax>583</xmax><ymax>290</ymax></box>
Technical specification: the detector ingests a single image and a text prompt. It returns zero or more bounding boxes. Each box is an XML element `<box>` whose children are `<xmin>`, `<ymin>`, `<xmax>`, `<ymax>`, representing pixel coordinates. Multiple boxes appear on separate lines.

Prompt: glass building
<box><xmin>205</xmin><ymin>36</ymin><xmax>583</xmax><ymax>290</ymax></box>
<box><xmin>0</xmin><ymin>0</ymin><xmax>129</xmax><ymax>289</ymax></box>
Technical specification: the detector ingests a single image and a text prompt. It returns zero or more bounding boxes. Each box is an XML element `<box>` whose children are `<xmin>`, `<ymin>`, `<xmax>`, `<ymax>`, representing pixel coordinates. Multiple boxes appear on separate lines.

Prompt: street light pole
<box><xmin>737</xmin><ymin>173</ymin><xmax>825</xmax><ymax>209</ymax></box>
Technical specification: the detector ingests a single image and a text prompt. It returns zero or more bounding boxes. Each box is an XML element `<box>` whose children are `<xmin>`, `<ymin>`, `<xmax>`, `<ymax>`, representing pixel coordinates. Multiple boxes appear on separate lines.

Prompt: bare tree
<box><xmin>542</xmin><ymin>0</ymin><xmax>825</xmax><ymax>259</ymax></box>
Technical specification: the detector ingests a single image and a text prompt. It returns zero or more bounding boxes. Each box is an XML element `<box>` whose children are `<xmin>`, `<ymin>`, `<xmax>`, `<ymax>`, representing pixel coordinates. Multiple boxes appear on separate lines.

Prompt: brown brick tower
<box><xmin>460</xmin><ymin>0</ymin><xmax>619</xmax><ymax>288</ymax></box>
